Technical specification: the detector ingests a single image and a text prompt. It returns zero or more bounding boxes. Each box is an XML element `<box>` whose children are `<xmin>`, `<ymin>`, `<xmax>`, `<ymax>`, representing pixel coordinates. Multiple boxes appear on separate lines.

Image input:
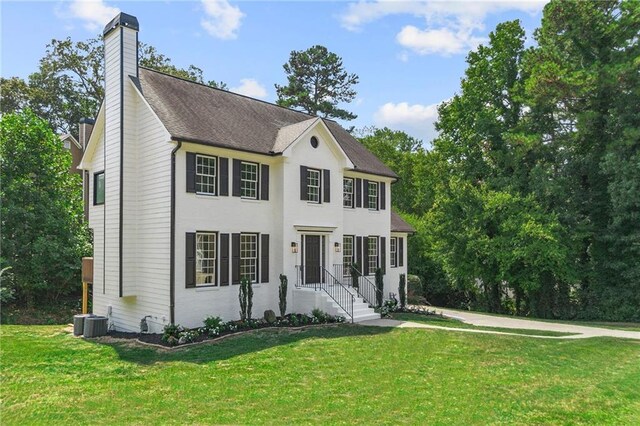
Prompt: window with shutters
<box><xmin>240</xmin><ymin>161</ymin><xmax>258</xmax><ymax>199</ymax></box>
<box><xmin>196</xmin><ymin>232</ymin><xmax>216</xmax><ymax>286</ymax></box>
<box><xmin>343</xmin><ymin>178</ymin><xmax>354</xmax><ymax>208</ymax></box>
<box><xmin>368</xmin><ymin>236</ymin><xmax>378</xmax><ymax>275</ymax></box>
<box><xmin>307</xmin><ymin>169</ymin><xmax>321</xmax><ymax>203</ymax></box>
<box><xmin>196</xmin><ymin>154</ymin><xmax>217</xmax><ymax>195</ymax></box>
<box><xmin>368</xmin><ymin>182</ymin><xmax>378</xmax><ymax>210</ymax></box>
<box><xmin>343</xmin><ymin>235</ymin><xmax>354</xmax><ymax>274</ymax></box>
<box><xmin>390</xmin><ymin>237</ymin><xmax>398</xmax><ymax>268</ymax></box>
<box><xmin>240</xmin><ymin>233</ymin><xmax>258</xmax><ymax>282</ymax></box>
<box><xmin>93</xmin><ymin>171</ymin><xmax>105</xmax><ymax>205</ymax></box>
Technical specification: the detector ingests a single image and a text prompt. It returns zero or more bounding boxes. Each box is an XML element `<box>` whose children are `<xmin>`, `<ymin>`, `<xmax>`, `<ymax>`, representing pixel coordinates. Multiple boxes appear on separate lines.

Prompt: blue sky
<box><xmin>1</xmin><ymin>1</ymin><xmax>546</xmax><ymax>144</ymax></box>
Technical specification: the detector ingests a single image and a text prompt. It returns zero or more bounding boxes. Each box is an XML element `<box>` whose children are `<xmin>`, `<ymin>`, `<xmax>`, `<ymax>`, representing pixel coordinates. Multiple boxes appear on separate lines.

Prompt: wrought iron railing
<box><xmin>333</xmin><ymin>264</ymin><xmax>381</xmax><ymax>308</ymax></box>
<box><xmin>295</xmin><ymin>265</ymin><xmax>354</xmax><ymax>322</ymax></box>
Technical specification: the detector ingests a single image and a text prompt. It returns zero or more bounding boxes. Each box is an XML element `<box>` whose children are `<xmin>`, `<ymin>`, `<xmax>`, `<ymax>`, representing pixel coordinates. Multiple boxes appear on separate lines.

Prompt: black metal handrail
<box><xmin>333</xmin><ymin>264</ymin><xmax>381</xmax><ymax>308</ymax></box>
<box><xmin>295</xmin><ymin>265</ymin><xmax>354</xmax><ymax>322</ymax></box>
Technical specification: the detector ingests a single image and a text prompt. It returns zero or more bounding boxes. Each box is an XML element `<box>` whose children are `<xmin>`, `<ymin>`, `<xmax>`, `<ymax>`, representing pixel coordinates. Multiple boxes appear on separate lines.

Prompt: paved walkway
<box><xmin>359</xmin><ymin>308</ymin><xmax>640</xmax><ymax>340</ymax></box>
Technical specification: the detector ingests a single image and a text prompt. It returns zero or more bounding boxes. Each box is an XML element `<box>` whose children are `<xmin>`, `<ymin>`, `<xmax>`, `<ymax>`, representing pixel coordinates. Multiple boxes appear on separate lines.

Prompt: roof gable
<box><xmin>134</xmin><ymin>68</ymin><xmax>397</xmax><ymax>178</ymax></box>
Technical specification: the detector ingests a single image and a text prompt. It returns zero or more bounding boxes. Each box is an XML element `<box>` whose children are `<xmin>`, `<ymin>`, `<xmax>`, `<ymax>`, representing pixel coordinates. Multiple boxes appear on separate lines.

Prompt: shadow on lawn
<box><xmin>91</xmin><ymin>324</ymin><xmax>394</xmax><ymax>366</ymax></box>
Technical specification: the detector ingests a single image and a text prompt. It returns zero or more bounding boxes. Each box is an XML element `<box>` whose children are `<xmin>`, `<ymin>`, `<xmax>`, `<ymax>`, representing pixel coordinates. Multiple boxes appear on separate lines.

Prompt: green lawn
<box><xmin>2</xmin><ymin>325</ymin><xmax>639</xmax><ymax>425</ymax></box>
<box><xmin>389</xmin><ymin>312</ymin><xmax>578</xmax><ymax>337</ymax></box>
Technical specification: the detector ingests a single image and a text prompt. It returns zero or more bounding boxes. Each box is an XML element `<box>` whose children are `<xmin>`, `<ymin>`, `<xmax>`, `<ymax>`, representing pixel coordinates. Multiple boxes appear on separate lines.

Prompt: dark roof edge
<box><xmin>171</xmin><ymin>137</ymin><xmax>282</xmax><ymax>158</ymax></box>
<box><xmin>103</xmin><ymin>13</ymin><xmax>139</xmax><ymax>37</ymax></box>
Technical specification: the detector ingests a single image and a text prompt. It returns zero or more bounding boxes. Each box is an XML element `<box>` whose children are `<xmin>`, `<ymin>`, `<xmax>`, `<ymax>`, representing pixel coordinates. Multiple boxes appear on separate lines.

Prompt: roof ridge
<box><xmin>138</xmin><ymin>66</ymin><xmax>319</xmax><ymax>120</ymax></box>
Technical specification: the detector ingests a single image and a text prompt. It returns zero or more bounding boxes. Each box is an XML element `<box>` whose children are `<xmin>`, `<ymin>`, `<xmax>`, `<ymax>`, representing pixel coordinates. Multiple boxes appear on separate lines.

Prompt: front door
<box><xmin>303</xmin><ymin>235</ymin><xmax>322</xmax><ymax>284</ymax></box>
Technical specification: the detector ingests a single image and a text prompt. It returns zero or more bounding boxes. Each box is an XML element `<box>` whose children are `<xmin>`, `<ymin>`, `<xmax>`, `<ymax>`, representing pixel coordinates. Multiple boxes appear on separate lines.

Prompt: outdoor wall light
<box><xmin>291</xmin><ymin>242</ymin><xmax>298</xmax><ymax>253</ymax></box>
<box><xmin>334</xmin><ymin>242</ymin><xmax>341</xmax><ymax>252</ymax></box>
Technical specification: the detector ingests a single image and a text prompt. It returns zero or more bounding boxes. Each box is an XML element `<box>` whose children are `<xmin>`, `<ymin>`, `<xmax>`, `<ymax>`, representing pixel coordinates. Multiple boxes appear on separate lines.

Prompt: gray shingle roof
<box><xmin>133</xmin><ymin>68</ymin><xmax>397</xmax><ymax>178</ymax></box>
<box><xmin>391</xmin><ymin>211</ymin><xmax>415</xmax><ymax>233</ymax></box>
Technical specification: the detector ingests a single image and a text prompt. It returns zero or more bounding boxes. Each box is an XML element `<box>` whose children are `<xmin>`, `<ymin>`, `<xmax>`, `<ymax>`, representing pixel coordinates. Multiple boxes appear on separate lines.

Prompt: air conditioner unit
<box><xmin>73</xmin><ymin>314</ymin><xmax>95</xmax><ymax>336</ymax></box>
<box><xmin>83</xmin><ymin>316</ymin><xmax>108</xmax><ymax>337</ymax></box>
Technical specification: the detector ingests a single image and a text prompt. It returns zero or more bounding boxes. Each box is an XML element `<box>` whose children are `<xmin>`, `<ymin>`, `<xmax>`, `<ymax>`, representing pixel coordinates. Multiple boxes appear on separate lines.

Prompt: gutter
<box><xmin>170</xmin><ymin>141</ymin><xmax>182</xmax><ymax>325</ymax></box>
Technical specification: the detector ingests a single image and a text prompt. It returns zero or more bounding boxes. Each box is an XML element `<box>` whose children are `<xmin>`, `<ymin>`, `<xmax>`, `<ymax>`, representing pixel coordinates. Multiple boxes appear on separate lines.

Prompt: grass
<box><xmin>2</xmin><ymin>325</ymin><xmax>639</xmax><ymax>425</ymax></box>
<box><xmin>389</xmin><ymin>312</ymin><xmax>579</xmax><ymax>337</ymax></box>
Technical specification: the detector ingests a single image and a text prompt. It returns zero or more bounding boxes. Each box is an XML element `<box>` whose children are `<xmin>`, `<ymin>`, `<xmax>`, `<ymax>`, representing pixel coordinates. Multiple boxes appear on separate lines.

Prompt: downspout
<box><xmin>170</xmin><ymin>140</ymin><xmax>182</xmax><ymax>325</ymax></box>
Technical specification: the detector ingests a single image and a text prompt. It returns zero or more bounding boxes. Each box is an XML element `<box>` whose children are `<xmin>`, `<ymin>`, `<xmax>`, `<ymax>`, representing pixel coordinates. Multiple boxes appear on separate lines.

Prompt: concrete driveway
<box><xmin>360</xmin><ymin>308</ymin><xmax>640</xmax><ymax>340</ymax></box>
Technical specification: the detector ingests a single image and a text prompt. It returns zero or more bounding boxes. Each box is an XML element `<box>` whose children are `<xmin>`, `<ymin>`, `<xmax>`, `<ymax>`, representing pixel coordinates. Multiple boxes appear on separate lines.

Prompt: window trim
<box><xmin>240</xmin><ymin>161</ymin><xmax>259</xmax><ymax>199</ymax></box>
<box><xmin>343</xmin><ymin>177</ymin><xmax>354</xmax><ymax>208</ymax></box>
<box><xmin>240</xmin><ymin>233</ymin><xmax>258</xmax><ymax>283</ymax></box>
<box><xmin>368</xmin><ymin>181</ymin><xmax>378</xmax><ymax>210</ymax></box>
<box><xmin>196</xmin><ymin>232</ymin><xmax>217</xmax><ymax>287</ymax></box>
<box><xmin>368</xmin><ymin>236</ymin><xmax>378</xmax><ymax>276</ymax></box>
<box><xmin>93</xmin><ymin>171</ymin><xmax>105</xmax><ymax>205</ymax></box>
<box><xmin>195</xmin><ymin>154</ymin><xmax>217</xmax><ymax>196</ymax></box>
<box><xmin>390</xmin><ymin>237</ymin><xmax>398</xmax><ymax>268</ymax></box>
<box><xmin>307</xmin><ymin>168</ymin><xmax>321</xmax><ymax>204</ymax></box>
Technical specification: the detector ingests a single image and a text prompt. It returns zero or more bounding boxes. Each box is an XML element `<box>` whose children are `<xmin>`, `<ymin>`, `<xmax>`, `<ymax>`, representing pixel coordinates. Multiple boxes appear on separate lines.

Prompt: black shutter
<box><xmin>355</xmin><ymin>178</ymin><xmax>362</xmax><ymax>208</ymax></box>
<box><xmin>363</xmin><ymin>180</ymin><xmax>369</xmax><ymax>209</ymax></box>
<box><xmin>380</xmin><ymin>237</ymin><xmax>386</xmax><ymax>274</ymax></box>
<box><xmin>300</xmin><ymin>166</ymin><xmax>308</xmax><ymax>201</ymax></box>
<box><xmin>220</xmin><ymin>233</ymin><xmax>229</xmax><ymax>286</ymax></box>
<box><xmin>261</xmin><ymin>164</ymin><xmax>269</xmax><ymax>201</ymax></box>
<box><xmin>261</xmin><ymin>234</ymin><xmax>269</xmax><ymax>283</ymax></box>
<box><xmin>380</xmin><ymin>182</ymin><xmax>386</xmax><ymax>210</ymax></box>
<box><xmin>399</xmin><ymin>237</ymin><xmax>404</xmax><ymax>267</ymax></box>
<box><xmin>323</xmin><ymin>169</ymin><xmax>330</xmax><ymax>203</ymax></box>
<box><xmin>185</xmin><ymin>232</ymin><xmax>196</xmax><ymax>288</ymax></box>
<box><xmin>232</xmin><ymin>233</ymin><xmax>241</xmax><ymax>284</ymax></box>
<box><xmin>186</xmin><ymin>153</ymin><xmax>196</xmax><ymax>193</ymax></box>
<box><xmin>232</xmin><ymin>159</ymin><xmax>241</xmax><ymax>197</ymax></box>
<box><xmin>219</xmin><ymin>157</ymin><xmax>229</xmax><ymax>196</ymax></box>
<box><xmin>356</xmin><ymin>236</ymin><xmax>363</xmax><ymax>275</ymax></box>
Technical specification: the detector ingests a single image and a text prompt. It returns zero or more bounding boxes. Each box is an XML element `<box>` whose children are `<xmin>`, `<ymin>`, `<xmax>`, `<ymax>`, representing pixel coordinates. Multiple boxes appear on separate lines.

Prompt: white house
<box><xmin>79</xmin><ymin>13</ymin><xmax>414</xmax><ymax>333</ymax></box>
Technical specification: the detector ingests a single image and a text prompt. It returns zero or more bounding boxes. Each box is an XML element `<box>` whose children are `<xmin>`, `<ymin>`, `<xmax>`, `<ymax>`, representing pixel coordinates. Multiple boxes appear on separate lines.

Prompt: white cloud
<box><xmin>201</xmin><ymin>0</ymin><xmax>245</xmax><ymax>40</ymax></box>
<box><xmin>67</xmin><ymin>0</ymin><xmax>120</xmax><ymax>32</ymax></box>
<box><xmin>231</xmin><ymin>78</ymin><xmax>268</xmax><ymax>99</ymax></box>
<box><xmin>340</xmin><ymin>0</ymin><xmax>546</xmax><ymax>56</ymax></box>
<box><xmin>373</xmin><ymin>101</ymin><xmax>445</xmax><ymax>144</ymax></box>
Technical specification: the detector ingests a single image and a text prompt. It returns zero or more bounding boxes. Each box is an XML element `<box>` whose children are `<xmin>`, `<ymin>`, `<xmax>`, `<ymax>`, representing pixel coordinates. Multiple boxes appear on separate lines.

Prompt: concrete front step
<box><xmin>353</xmin><ymin>312</ymin><xmax>381</xmax><ymax>322</ymax></box>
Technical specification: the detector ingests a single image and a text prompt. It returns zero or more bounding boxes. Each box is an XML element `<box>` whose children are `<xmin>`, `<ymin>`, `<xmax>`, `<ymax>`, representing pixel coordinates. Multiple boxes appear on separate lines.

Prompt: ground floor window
<box><xmin>240</xmin><ymin>233</ymin><xmax>258</xmax><ymax>282</ymax></box>
<box><xmin>368</xmin><ymin>236</ymin><xmax>378</xmax><ymax>274</ymax></box>
<box><xmin>196</xmin><ymin>232</ymin><xmax>216</xmax><ymax>286</ymax></box>
<box><xmin>390</xmin><ymin>237</ymin><xmax>397</xmax><ymax>268</ymax></box>
<box><xmin>343</xmin><ymin>235</ymin><xmax>354</xmax><ymax>274</ymax></box>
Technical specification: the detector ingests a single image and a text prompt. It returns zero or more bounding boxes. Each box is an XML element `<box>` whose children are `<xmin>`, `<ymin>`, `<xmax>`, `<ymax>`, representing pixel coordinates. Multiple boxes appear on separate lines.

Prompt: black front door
<box><xmin>304</xmin><ymin>235</ymin><xmax>321</xmax><ymax>284</ymax></box>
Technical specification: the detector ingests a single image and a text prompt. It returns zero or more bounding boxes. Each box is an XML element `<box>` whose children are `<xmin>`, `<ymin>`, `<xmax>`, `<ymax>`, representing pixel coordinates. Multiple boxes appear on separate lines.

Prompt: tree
<box><xmin>0</xmin><ymin>110</ymin><xmax>91</xmax><ymax>307</ymax></box>
<box><xmin>275</xmin><ymin>45</ymin><xmax>359</xmax><ymax>120</ymax></box>
<box><xmin>1</xmin><ymin>37</ymin><xmax>227</xmax><ymax>135</ymax></box>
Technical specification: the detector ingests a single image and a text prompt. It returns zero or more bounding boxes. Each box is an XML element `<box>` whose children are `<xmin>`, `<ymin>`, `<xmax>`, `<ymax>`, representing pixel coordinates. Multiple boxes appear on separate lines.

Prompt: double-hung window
<box><xmin>240</xmin><ymin>233</ymin><xmax>258</xmax><ymax>282</ymax></box>
<box><xmin>390</xmin><ymin>237</ymin><xmax>398</xmax><ymax>268</ymax></box>
<box><xmin>240</xmin><ymin>161</ymin><xmax>258</xmax><ymax>199</ymax></box>
<box><xmin>368</xmin><ymin>236</ymin><xmax>378</xmax><ymax>275</ymax></box>
<box><xmin>368</xmin><ymin>182</ymin><xmax>378</xmax><ymax>210</ymax></box>
<box><xmin>196</xmin><ymin>154</ymin><xmax>217</xmax><ymax>195</ymax></box>
<box><xmin>343</xmin><ymin>178</ymin><xmax>354</xmax><ymax>208</ymax></box>
<box><xmin>94</xmin><ymin>171</ymin><xmax>105</xmax><ymax>205</ymax></box>
<box><xmin>343</xmin><ymin>236</ymin><xmax>354</xmax><ymax>275</ymax></box>
<box><xmin>196</xmin><ymin>232</ymin><xmax>216</xmax><ymax>286</ymax></box>
<box><xmin>307</xmin><ymin>169</ymin><xmax>321</xmax><ymax>203</ymax></box>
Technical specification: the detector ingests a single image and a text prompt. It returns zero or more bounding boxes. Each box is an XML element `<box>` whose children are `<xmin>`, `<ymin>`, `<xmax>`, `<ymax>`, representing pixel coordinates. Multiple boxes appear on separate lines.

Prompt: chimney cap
<box><xmin>103</xmin><ymin>13</ymin><xmax>139</xmax><ymax>37</ymax></box>
<box><xmin>79</xmin><ymin>117</ymin><xmax>95</xmax><ymax>125</ymax></box>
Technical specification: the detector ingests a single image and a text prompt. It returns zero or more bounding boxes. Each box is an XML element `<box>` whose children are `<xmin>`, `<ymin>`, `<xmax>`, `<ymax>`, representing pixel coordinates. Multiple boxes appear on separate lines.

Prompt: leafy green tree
<box><xmin>0</xmin><ymin>110</ymin><xmax>91</xmax><ymax>307</ymax></box>
<box><xmin>275</xmin><ymin>45</ymin><xmax>359</xmax><ymax>120</ymax></box>
<box><xmin>1</xmin><ymin>37</ymin><xmax>227</xmax><ymax>136</ymax></box>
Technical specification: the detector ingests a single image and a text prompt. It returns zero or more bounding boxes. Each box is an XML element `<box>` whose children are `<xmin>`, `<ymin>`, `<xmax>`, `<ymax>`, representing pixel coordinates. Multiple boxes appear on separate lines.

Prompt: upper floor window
<box><xmin>343</xmin><ymin>178</ymin><xmax>354</xmax><ymax>208</ymax></box>
<box><xmin>390</xmin><ymin>237</ymin><xmax>398</xmax><ymax>268</ymax></box>
<box><xmin>196</xmin><ymin>232</ymin><xmax>216</xmax><ymax>286</ymax></box>
<box><xmin>368</xmin><ymin>182</ymin><xmax>378</xmax><ymax>210</ymax></box>
<box><xmin>307</xmin><ymin>168</ymin><xmax>321</xmax><ymax>203</ymax></box>
<box><xmin>196</xmin><ymin>154</ymin><xmax>217</xmax><ymax>195</ymax></box>
<box><xmin>94</xmin><ymin>171</ymin><xmax>105</xmax><ymax>205</ymax></box>
<box><xmin>240</xmin><ymin>233</ymin><xmax>258</xmax><ymax>283</ymax></box>
<box><xmin>240</xmin><ymin>161</ymin><xmax>258</xmax><ymax>199</ymax></box>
